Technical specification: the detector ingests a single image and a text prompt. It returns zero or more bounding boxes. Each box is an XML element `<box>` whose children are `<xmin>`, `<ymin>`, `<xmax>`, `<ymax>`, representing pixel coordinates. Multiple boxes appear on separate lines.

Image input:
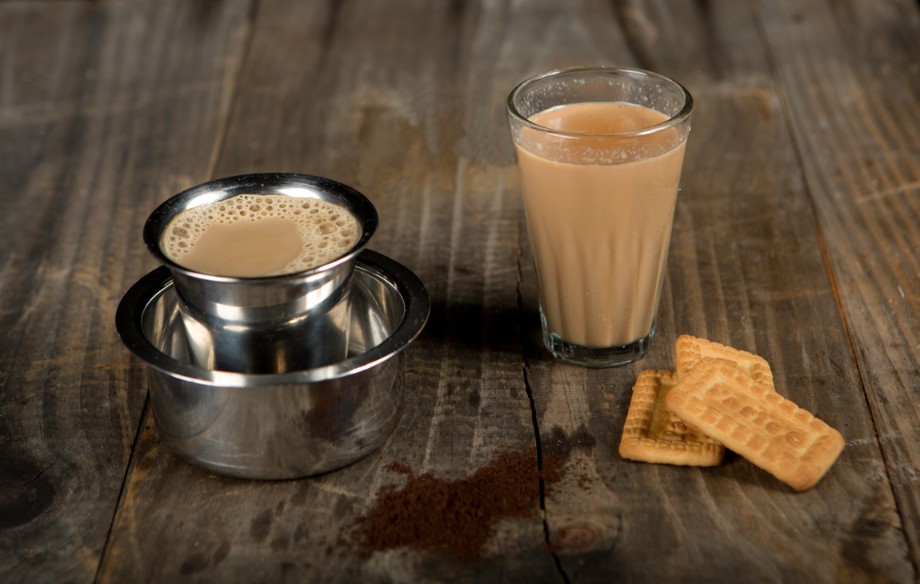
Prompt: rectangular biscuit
<box><xmin>619</xmin><ymin>370</ymin><xmax>725</xmax><ymax>467</ymax></box>
<box><xmin>676</xmin><ymin>335</ymin><xmax>774</xmax><ymax>389</ymax></box>
<box><xmin>665</xmin><ymin>358</ymin><xmax>845</xmax><ymax>491</ymax></box>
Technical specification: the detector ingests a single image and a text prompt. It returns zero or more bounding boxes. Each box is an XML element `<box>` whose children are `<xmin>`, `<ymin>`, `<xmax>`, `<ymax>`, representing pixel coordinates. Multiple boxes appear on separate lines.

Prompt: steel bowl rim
<box><xmin>116</xmin><ymin>250</ymin><xmax>429</xmax><ymax>388</ymax></box>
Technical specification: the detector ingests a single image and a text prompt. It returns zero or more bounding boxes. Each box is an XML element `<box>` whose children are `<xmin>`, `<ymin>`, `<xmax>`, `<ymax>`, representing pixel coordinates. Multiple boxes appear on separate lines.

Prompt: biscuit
<box><xmin>675</xmin><ymin>335</ymin><xmax>774</xmax><ymax>389</ymax></box>
<box><xmin>619</xmin><ymin>370</ymin><xmax>725</xmax><ymax>467</ymax></box>
<box><xmin>665</xmin><ymin>358</ymin><xmax>845</xmax><ymax>491</ymax></box>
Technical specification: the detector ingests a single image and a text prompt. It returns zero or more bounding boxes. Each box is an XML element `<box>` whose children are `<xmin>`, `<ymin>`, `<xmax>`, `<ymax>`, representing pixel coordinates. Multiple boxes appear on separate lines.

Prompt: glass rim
<box><xmin>506</xmin><ymin>65</ymin><xmax>693</xmax><ymax>139</ymax></box>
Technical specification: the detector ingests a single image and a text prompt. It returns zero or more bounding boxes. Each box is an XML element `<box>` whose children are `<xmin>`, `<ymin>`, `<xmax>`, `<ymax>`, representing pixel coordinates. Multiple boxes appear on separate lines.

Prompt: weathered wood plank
<box><xmin>515</xmin><ymin>0</ymin><xmax>914</xmax><ymax>581</ymax></box>
<box><xmin>0</xmin><ymin>1</ymin><xmax>251</xmax><ymax>581</ymax></box>
<box><xmin>12</xmin><ymin>0</ymin><xmax>910</xmax><ymax>582</ymax></box>
<box><xmin>757</xmin><ymin>0</ymin><xmax>920</xmax><ymax>567</ymax></box>
<box><xmin>100</xmin><ymin>1</ymin><xmax>560</xmax><ymax>582</ymax></box>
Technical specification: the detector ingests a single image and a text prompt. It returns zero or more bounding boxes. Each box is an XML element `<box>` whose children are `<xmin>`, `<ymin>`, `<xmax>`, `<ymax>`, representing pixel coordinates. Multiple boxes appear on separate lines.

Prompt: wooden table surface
<box><xmin>2</xmin><ymin>0</ymin><xmax>919</xmax><ymax>582</ymax></box>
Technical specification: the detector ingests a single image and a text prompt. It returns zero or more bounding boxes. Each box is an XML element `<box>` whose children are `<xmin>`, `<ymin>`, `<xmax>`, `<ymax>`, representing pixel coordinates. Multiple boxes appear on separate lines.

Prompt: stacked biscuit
<box><xmin>618</xmin><ymin>335</ymin><xmax>845</xmax><ymax>491</ymax></box>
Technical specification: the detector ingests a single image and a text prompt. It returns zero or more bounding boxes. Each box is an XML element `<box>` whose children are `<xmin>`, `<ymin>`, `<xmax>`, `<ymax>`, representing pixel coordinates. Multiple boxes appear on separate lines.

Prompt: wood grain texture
<box><xmin>1</xmin><ymin>0</ymin><xmax>918</xmax><ymax>582</ymax></box>
<box><xmin>0</xmin><ymin>1</ymin><xmax>250</xmax><ymax>581</ymax></box>
<box><xmin>100</xmin><ymin>1</ymin><xmax>559</xmax><ymax>582</ymax></box>
<box><xmin>757</xmin><ymin>0</ymin><xmax>920</xmax><ymax>565</ymax></box>
<box><xmin>521</xmin><ymin>0</ymin><xmax>914</xmax><ymax>581</ymax></box>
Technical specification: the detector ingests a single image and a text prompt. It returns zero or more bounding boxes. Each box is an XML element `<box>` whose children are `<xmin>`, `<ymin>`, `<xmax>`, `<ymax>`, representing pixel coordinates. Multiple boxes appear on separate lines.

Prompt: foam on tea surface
<box><xmin>162</xmin><ymin>194</ymin><xmax>361</xmax><ymax>277</ymax></box>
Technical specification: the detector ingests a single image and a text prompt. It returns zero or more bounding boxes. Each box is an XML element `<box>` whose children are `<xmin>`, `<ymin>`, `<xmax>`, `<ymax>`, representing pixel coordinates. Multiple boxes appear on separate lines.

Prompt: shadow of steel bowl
<box><xmin>116</xmin><ymin>250</ymin><xmax>429</xmax><ymax>479</ymax></box>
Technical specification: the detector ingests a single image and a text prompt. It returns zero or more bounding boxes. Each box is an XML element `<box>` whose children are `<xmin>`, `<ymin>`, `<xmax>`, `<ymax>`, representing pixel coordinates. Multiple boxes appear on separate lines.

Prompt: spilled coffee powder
<box><xmin>347</xmin><ymin>449</ymin><xmax>565</xmax><ymax>561</ymax></box>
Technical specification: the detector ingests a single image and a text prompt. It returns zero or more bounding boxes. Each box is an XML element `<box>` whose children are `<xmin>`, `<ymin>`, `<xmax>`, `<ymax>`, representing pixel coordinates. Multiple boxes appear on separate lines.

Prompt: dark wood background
<box><xmin>1</xmin><ymin>0</ymin><xmax>918</xmax><ymax>582</ymax></box>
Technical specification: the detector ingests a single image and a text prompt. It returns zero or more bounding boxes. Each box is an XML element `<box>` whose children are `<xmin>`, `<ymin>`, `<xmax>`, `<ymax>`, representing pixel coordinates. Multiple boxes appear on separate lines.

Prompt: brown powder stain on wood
<box><xmin>345</xmin><ymin>449</ymin><xmax>566</xmax><ymax>561</ymax></box>
<box><xmin>383</xmin><ymin>461</ymin><xmax>413</xmax><ymax>475</ymax></box>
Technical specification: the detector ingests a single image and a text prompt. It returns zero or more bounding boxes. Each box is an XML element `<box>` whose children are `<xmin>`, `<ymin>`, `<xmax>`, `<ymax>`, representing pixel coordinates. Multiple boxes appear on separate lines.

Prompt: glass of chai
<box><xmin>507</xmin><ymin>66</ymin><xmax>693</xmax><ymax>367</ymax></box>
<box><xmin>144</xmin><ymin>173</ymin><xmax>378</xmax><ymax>374</ymax></box>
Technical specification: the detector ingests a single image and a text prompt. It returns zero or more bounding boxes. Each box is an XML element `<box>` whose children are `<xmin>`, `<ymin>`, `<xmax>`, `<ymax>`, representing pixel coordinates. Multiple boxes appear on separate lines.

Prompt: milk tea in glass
<box><xmin>507</xmin><ymin>67</ymin><xmax>692</xmax><ymax>367</ymax></box>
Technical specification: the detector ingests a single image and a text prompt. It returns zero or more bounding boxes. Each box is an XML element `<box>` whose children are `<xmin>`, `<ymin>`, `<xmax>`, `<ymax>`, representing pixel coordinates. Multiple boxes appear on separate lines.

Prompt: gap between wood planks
<box><xmin>515</xmin><ymin>209</ymin><xmax>572</xmax><ymax>584</ymax></box>
<box><xmin>94</xmin><ymin>396</ymin><xmax>150</xmax><ymax>583</ymax></box>
<box><xmin>522</xmin><ymin>365</ymin><xmax>572</xmax><ymax>584</ymax></box>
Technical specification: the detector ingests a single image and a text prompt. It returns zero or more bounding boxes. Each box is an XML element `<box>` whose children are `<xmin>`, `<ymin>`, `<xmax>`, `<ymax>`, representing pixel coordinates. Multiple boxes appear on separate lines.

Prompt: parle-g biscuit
<box><xmin>665</xmin><ymin>358</ymin><xmax>845</xmax><ymax>491</ymax></box>
<box><xmin>618</xmin><ymin>370</ymin><xmax>725</xmax><ymax>467</ymax></box>
<box><xmin>675</xmin><ymin>334</ymin><xmax>774</xmax><ymax>389</ymax></box>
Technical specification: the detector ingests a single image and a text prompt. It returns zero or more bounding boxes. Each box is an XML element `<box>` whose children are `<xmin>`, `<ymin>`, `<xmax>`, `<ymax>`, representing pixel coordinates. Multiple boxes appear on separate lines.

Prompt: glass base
<box><xmin>542</xmin><ymin>324</ymin><xmax>653</xmax><ymax>368</ymax></box>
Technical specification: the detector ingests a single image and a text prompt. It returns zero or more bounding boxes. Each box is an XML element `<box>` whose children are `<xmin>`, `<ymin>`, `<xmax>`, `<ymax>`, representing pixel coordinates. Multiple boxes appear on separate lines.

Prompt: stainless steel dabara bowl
<box><xmin>116</xmin><ymin>250</ymin><xmax>429</xmax><ymax>479</ymax></box>
<box><xmin>143</xmin><ymin>173</ymin><xmax>379</xmax><ymax>374</ymax></box>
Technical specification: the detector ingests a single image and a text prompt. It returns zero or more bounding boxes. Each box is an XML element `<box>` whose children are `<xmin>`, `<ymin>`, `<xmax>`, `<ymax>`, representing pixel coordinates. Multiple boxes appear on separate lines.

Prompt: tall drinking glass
<box><xmin>507</xmin><ymin>66</ymin><xmax>692</xmax><ymax>367</ymax></box>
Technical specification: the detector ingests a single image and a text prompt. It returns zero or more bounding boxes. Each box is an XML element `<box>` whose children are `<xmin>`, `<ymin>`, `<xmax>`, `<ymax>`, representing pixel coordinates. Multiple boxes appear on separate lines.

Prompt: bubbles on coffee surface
<box><xmin>162</xmin><ymin>194</ymin><xmax>361</xmax><ymax>276</ymax></box>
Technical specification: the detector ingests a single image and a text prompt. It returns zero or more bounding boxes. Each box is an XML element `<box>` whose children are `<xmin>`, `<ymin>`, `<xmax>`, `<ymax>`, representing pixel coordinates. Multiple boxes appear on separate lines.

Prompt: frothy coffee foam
<box><xmin>162</xmin><ymin>194</ymin><xmax>361</xmax><ymax>277</ymax></box>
